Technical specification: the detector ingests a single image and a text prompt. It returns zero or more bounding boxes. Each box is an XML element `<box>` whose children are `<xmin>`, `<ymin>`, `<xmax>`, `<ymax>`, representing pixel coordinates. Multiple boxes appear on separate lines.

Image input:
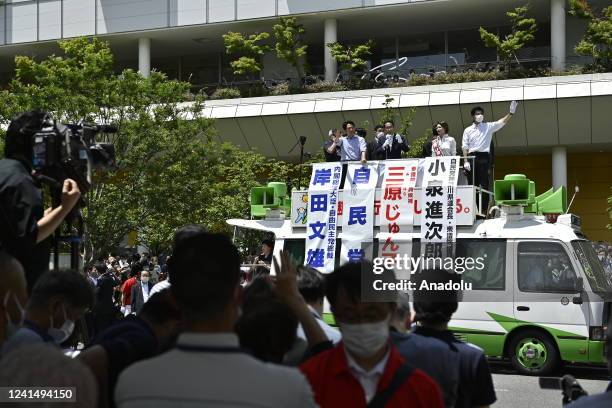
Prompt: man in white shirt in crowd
<box><xmin>115</xmin><ymin>232</ymin><xmax>317</xmax><ymax>408</ymax></box>
<box><xmin>328</xmin><ymin>120</ymin><xmax>367</xmax><ymax>164</ymax></box>
<box><xmin>462</xmin><ymin>101</ymin><xmax>518</xmax><ymax>213</ymax></box>
<box><xmin>296</xmin><ymin>266</ymin><xmax>341</xmax><ymax>344</ymax></box>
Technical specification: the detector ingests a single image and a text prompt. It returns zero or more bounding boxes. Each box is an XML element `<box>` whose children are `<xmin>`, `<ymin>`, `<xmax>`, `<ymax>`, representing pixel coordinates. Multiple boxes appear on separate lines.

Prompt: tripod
<box><xmin>288</xmin><ymin>136</ymin><xmax>307</xmax><ymax>190</ymax></box>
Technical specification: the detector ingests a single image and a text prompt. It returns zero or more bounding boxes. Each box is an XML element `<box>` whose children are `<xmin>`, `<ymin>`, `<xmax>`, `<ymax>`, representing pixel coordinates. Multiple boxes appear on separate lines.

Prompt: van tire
<box><xmin>508</xmin><ymin>329</ymin><xmax>560</xmax><ymax>375</ymax></box>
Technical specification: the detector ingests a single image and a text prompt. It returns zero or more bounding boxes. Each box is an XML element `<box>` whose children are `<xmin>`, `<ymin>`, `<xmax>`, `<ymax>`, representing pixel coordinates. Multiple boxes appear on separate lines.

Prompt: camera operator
<box><xmin>0</xmin><ymin>111</ymin><xmax>81</xmax><ymax>292</ymax></box>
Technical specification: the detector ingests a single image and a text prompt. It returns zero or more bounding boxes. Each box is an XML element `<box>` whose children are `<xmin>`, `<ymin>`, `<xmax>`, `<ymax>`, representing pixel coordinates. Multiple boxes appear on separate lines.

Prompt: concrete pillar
<box><xmin>552</xmin><ymin>146</ymin><xmax>567</xmax><ymax>189</ymax></box>
<box><xmin>551</xmin><ymin>0</ymin><xmax>566</xmax><ymax>71</ymax></box>
<box><xmin>324</xmin><ymin>18</ymin><xmax>337</xmax><ymax>82</ymax></box>
<box><xmin>138</xmin><ymin>38</ymin><xmax>151</xmax><ymax>78</ymax></box>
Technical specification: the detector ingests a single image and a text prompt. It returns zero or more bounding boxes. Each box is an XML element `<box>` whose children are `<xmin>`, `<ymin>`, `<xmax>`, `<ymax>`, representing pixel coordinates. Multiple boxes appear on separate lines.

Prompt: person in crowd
<box><xmin>148</xmin><ymin>224</ymin><xmax>207</xmax><ymax>299</ymax></box>
<box><xmin>93</xmin><ymin>261</ymin><xmax>121</xmax><ymax>336</ymax></box>
<box><xmin>300</xmin><ymin>261</ymin><xmax>444</xmax><ymax>407</ymax></box>
<box><xmin>411</xmin><ymin>269</ymin><xmax>496</xmax><ymax>408</ymax></box>
<box><xmin>1</xmin><ymin>270</ymin><xmax>94</xmax><ymax>356</ymax></box>
<box><xmin>567</xmin><ymin>320</ymin><xmax>612</xmax><ymax>407</ymax></box>
<box><xmin>374</xmin><ymin>120</ymin><xmax>409</xmax><ymax>160</ymax></box>
<box><xmin>252</xmin><ymin>238</ymin><xmax>274</xmax><ymax>277</ymax></box>
<box><xmin>390</xmin><ymin>283</ymin><xmax>460</xmax><ymax>408</ymax></box>
<box><xmin>462</xmin><ymin>101</ymin><xmax>517</xmax><ymax>212</ymax></box>
<box><xmin>327</xmin><ymin>120</ymin><xmax>367</xmax><ymax>164</ymax></box>
<box><xmin>0</xmin><ymin>111</ymin><xmax>82</xmax><ymax>292</ymax></box>
<box><xmin>0</xmin><ymin>344</ymin><xmax>98</xmax><ymax>407</ymax></box>
<box><xmin>120</xmin><ymin>265</ymin><xmax>140</xmax><ymax>316</ymax></box>
<box><xmin>236</xmin><ymin>277</ymin><xmax>298</xmax><ymax>364</ymax></box>
<box><xmin>389</xmin><ymin>291</ymin><xmax>412</xmax><ymax>333</ymax></box>
<box><xmin>130</xmin><ymin>269</ymin><xmax>153</xmax><ymax>315</ymax></box>
<box><xmin>296</xmin><ymin>266</ymin><xmax>341</xmax><ymax>343</ymax></box>
<box><xmin>369</xmin><ymin>125</ymin><xmax>386</xmax><ymax>160</ymax></box>
<box><xmin>80</xmin><ymin>289</ymin><xmax>182</xmax><ymax>408</ymax></box>
<box><xmin>356</xmin><ymin>127</ymin><xmax>367</xmax><ymax>139</ymax></box>
<box><xmin>0</xmin><ymin>251</ymin><xmax>28</xmax><ymax>348</ymax></box>
<box><xmin>422</xmin><ymin>122</ymin><xmax>458</xmax><ymax>158</ymax></box>
<box><xmin>114</xmin><ymin>232</ymin><xmax>317</xmax><ymax>407</ymax></box>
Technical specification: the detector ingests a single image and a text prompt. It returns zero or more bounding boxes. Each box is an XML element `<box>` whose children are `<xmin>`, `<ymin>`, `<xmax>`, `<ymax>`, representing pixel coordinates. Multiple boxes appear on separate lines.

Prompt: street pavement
<box><xmin>490</xmin><ymin>361</ymin><xmax>610</xmax><ymax>408</ymax></box>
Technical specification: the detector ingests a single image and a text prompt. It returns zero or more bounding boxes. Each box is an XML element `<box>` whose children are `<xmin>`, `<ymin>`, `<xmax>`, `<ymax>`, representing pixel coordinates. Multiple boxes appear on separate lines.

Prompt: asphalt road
<box><xmin>490</xmin><ymin>361</ymin><xmax>610</xmax><ymax>408</ymax></box>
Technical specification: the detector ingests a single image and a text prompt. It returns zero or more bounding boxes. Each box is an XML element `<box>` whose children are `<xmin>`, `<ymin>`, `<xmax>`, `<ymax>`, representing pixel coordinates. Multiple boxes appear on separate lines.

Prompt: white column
<box><xmin>552</xmin><ymin>146</ymin><xmax>567</xmax><ymax>189</ymax></box>
<box><xmin>138</xmin><ymin>38</ymin><xmax>151</xmax><ymax>78</ymax></box>
<box><xmin>324</xmin><ymin>18</ymin><xmax>337</xmax><ymax>82</ymax></box>
<box><xmin>551</xmin><ymin>0</ymin><xmax>566</xmax><ymax>71</ymax></box>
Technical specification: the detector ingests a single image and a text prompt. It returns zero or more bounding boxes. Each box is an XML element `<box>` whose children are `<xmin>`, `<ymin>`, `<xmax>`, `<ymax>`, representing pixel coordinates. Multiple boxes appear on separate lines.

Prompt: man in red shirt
<box><xmin>120</xmin><ymin>263</ymin><xmax>141</xmax><ymax>316</ymax></box>
<box><xmin>300</xmin><ymin>262</ymin><xmax>444</xmax><ymax>408</ymax></box>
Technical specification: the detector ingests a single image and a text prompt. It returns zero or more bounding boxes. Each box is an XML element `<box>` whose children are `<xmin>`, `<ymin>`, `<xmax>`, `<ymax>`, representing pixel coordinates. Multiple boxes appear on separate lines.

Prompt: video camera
<box><xmin>539</xmin><ymin>375</ymin><xmax>588</xmax><ymax>405</ymax></box>
<box><xmin>31</xmin><ymin>113</ymin><xmax>116</xmax><ymax>194</ymax></box>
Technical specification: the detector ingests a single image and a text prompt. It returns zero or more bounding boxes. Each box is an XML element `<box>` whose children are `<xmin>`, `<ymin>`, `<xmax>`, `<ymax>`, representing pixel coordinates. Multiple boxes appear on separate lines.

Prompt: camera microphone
<box><xmin>299</xmin><ymin>136</ymin><xmax>307</xmax><ymax>145</ymax></box>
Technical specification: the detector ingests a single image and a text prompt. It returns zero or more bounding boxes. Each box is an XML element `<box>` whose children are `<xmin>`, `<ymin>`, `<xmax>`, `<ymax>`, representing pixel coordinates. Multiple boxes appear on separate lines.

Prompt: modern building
<box><xmin>0</xmin><ymin>0</ymin><xmax>610</xmax><ymax>240</ymax></box>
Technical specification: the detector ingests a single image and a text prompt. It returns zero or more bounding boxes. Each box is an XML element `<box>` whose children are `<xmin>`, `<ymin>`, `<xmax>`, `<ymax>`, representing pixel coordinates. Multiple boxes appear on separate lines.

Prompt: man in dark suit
<box><xmin>93</xmin><ymin>262</ymin><xmax>120</xmax><ymax>337</ymax></box>
<box><xmin>131</xmin><ymin>270</ymin><xmax>153</xmax><ymax>315</ymax></box>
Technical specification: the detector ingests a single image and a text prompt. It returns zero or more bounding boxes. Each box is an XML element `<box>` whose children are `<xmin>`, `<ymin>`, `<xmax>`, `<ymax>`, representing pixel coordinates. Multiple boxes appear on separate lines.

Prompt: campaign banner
<box><xmin>379</xmin><ymin>160</ymin><xmax>419</xmax><ymax>260</ymax></box>
<box><xmin>420</xmin><ymin>156</ymin><xmax>460</xmax><ymax>257</ymax></box>
<box><xmin>340</xmin><ymin>163</ymin><xmax>378</xmax><ymax>263</ymax></box>
<box><xmin>305</xmin><ymin>162</ymin><xmax>342</xmax><ymax>273</ymax></box>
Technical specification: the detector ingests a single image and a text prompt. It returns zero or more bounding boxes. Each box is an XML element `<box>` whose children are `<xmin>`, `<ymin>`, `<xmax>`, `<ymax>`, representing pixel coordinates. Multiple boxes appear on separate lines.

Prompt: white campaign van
<box><xmin>228</xmin><ymin>166</ymin><xmax>611</xmax><ymax>376</ymax></box>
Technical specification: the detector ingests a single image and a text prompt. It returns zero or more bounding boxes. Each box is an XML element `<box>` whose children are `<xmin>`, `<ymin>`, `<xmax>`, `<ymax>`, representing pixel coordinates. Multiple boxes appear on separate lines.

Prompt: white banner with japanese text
<box><xmin>420</xmin><ymin>156</ymin><xmax>460</xmax><ymax>258</ymax></box>
<box><xmin>305</xmin><ymin>162</ymin><xmax>342</xmax><ymax>273</ymax></box>
<box><xmin>378</xmin><ymin>160</ymin><xmax>419</xmax><ymax>263</ymax></box>
<box><xmin>340</xmin><ymin>163</ymin><xmax>378</xmax><ymax>264</ymax></box>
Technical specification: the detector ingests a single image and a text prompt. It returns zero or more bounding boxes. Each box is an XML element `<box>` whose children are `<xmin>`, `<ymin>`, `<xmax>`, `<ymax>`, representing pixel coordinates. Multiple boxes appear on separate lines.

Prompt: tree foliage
<box><xmin>479</xmin><ymin>4</ymin><xmax>537</xmax><ymax>67</ymax></box>
<box><xmin>327</xmin><ymin>40</ymin><xmax>375</xmax><ymax>73</ymax></box>
<box><xmin>273</xmin><ymin>17</ymin><xmax>308</xmax><ymax>82</ymax></box>
<box><xmin>0</xmin><ymin>38</ymin><xmax>300</xmax><ymax>261</ymax></box>
<box><xmin>568</xmin><ymin>0</ymin><xmax>612</xmax><ymax>71</ymax></box>
<box><xmin>222</xmin><ymin>31</ymin><xmax>271</xmax><ymax>76</ymax></box>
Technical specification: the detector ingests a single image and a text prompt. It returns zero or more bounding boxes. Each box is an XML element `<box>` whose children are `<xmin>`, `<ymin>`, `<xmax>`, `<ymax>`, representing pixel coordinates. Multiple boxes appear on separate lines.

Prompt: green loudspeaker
<box><xmin>494</xmin><ymin>174</ymin><xmax>535</xmax><ymax>206</ymax></box>
<box><xmin>536</xmin><ymin>186</ymin><xmax>567</xmax><ymax>214</ymax></box>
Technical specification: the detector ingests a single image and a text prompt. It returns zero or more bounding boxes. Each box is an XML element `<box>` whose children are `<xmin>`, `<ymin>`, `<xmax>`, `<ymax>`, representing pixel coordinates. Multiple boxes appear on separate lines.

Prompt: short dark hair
<box><xmin>169</xmin><ymin>232</ymin><xmax>240</xmax><ymax>320</ymax></box>
<box><xmin>4</xmin><ymin>111</ymin><xmax>47</xmax><ymax>163</ymax></box>
<box><xmin>130</xmin><ymin>261</ymin><xmax>143</xmax><ymax>276</ymax></box>
<box><xmin>384</xmin><ymin>120</ymin><xmax>395</xmax><ymax>127</ymax></box>
<box><xmin>435</xmin><ymin>121</ymin><xmax>449</xmax><ymax>134</ymax></box>
<box><xmin>342</xmin><ymin>120</ymin><xmax>355</xmax><ymax>130</ymax></box>
<box><xmin>470</xmin><ymin>106</ymin><xmax>484</xmax><ymax>116</ymax></box>
<box><xmin>325</xmin><ymin>261</ymin><xmax>396</xmax><ymax>307</ymax></box>
<box><xmin>356</xmin><ymin>128</ymin><xmax>367</xmax><ymax>138</ymax></box>
<box><xmin>374</xmin><ymin>125</ymin><xmax>384</xmax><ymax>132</ymax></box>
<box><xmin>172</xmin><ymin>224</ymin><xmax>207</xmax><ymax>249</ymax></box>
<box><xmin>139</xmin><ymin>288</ymin><xmax>181</xmax><ymax>324</ymax></box>
<box><xmin>28</xmin><ymin>270</ymin><xmax>94</xmax><ymax>311</ymax></box>
<box><xmin>235</xmin><ymin>299</ymin><xmax>297</xmax><ymax>363</ymax></box>
<box><xmin>412</xmin><ymin>269</ymin><xmax>460</xmax><ymax>324</ymax></box>
<box><xmin>261</xmin><ymin>239</ymin><xmax>274</xmax><ymax>249</ymax></box>
<box><xmin>297</xmin><ymin>266</ymin><xmax>325</xmax><ymax>303</ymax></box>
<box><xmin>93</xmin><ymin>262</ymin><xmax>107</xmax><ymax>274</ymax></box>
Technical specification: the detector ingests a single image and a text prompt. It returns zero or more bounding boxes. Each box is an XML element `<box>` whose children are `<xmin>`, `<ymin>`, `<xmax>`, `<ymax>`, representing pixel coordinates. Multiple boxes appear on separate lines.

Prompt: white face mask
<box><xmin>48</xmin><ymin>304</ymin><xmax>75</xmax><ymax>344</ymax></box>
<box><xmin>339</xmin><ymin>317</ymin><xmax>390</xmax><ymax>358</ymax></box>
<box><xmin>141</xmin><ymin>276</ymin><xmax>150</xmax><ymax>283</ymax></box>
<box><xmin>474</xmin><ymin>114</ymin><xmax>484</xmax><ymax>123</ymax></box>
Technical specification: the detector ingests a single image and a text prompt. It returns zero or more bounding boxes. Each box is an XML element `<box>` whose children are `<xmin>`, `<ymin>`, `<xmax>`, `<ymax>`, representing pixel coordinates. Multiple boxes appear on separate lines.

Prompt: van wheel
<box><xmin>508</xmin><ymin>330</ymin><xmax>559</xmax><ymax>375</ymax></box>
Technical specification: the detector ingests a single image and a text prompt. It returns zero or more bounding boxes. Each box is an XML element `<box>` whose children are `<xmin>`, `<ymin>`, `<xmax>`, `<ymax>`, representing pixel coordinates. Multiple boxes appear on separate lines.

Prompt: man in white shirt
<box><xmin>462</xmin><ymin>101</ymin><xmax>518</xmax><ymax>213</ymax></box>
<box><xmin>115</xmin><ymin>232</ymin><xmax>317</xmax><ymax>408</ymax></box>
<box><xmin>296</xmin><ymin>266</ymin><xmax>341</xmax><ymax>343</ymax></box>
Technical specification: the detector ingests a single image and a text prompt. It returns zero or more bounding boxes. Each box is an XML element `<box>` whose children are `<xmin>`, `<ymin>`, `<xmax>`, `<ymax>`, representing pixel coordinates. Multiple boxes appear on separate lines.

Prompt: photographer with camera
<box><xmin>0</xmin><ymin>111</ymin><xmax>82</xmax><ymax>292</ymax></box>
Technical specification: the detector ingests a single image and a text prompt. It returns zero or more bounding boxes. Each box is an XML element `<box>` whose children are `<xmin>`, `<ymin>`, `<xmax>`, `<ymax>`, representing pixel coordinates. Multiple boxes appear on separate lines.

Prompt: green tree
<box><xmin>327</xmin><ymin>40</ymin><xmax>375</xmax><ymax>74</ymax></box>
<box><xmin>479</xmin><ymin>4</ymin><xmax>537</xmax><ymax>68</ymax></box>
<box><xmin>273</xmin><ymin>17</ymin><xmax>308</xmax><ymax>83</ymax></box>
<box><xmin>0</xmin><ymin>38</ymin><xmax>300</xmax><ymax>261</ymax></box>
<box><xmin>568</xmin><ymin>0</ymin><xmax>612</xmax><ymax>71</ymax></box>
<box><xmin>222</xmin><ymin>31</ymin><xmax>271</xmax><ymax>76</ymax></box>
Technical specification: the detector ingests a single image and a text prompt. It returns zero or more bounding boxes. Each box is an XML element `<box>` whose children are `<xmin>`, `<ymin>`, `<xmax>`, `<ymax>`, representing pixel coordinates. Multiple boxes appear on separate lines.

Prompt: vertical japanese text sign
<box><xmin>420</xmin><ymin>156</ymin><xmax>459</xmax><ymax>259</ymax></box>
<box><xmin>305</xmin><ymin>162</ymin><xmax>343</xmax><ymax>273</ymax></box>
<box><xmin>341</xmin><ymin>163</ymin><xmax>379</xmax><ymax>264</ymax></box>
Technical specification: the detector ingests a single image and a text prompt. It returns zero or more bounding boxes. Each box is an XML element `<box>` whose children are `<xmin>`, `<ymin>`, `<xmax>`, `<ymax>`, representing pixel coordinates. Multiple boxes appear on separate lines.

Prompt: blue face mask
<box><xmin>3</xmin><ymin>292</ymin><xmax>25</xmax><ymax>340</ymax></box>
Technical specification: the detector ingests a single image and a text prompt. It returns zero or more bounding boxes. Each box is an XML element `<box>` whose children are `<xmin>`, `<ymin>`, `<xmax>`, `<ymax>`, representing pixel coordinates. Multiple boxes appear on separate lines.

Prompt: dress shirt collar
<box><xmin>177</xmin><ymin>332</ymin><xmax>240</xmax><ymax>349</ymax></box>
<box><xmin>344</xmin><ymin>345</ymin><xmax>390</xmax><ymax>379</ymax></box>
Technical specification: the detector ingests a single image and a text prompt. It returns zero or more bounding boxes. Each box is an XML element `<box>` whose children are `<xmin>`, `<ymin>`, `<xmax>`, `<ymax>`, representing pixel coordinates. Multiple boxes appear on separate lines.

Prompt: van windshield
<box><xmin>571</xmin><ymin>240</ymin><xmax>612</xmax><ymax>297</ymax></box>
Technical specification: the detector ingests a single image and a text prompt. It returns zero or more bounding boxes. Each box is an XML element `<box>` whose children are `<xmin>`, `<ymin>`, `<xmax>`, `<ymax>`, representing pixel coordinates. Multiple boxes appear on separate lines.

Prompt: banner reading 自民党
<box><xmin>420</xmin><ymin>156</ymin><xmax>460</xmax><ymax>258</ymax></box>
<box><xmin>305</xmin><ymin>162</ymin><xmax>342</xmax><ymax>273</ymax></box>
<box><xmin>340</xmin><ymin>163</ymin><xmax>379</xmax><ymax>264</ymax></box>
